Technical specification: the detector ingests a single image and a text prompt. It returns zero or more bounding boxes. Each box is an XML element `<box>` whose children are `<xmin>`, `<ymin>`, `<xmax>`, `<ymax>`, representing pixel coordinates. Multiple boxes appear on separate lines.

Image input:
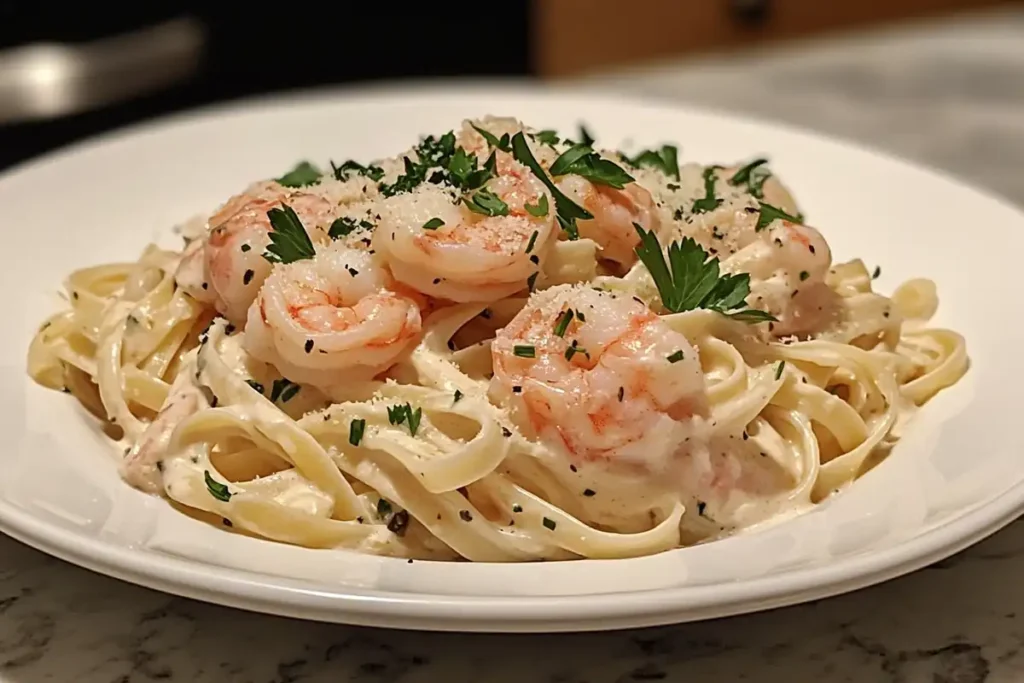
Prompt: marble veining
<box><xmin>4</xmin><ymin>7</ymin><xmax>1024</xmax><ymax>682</ymax></box>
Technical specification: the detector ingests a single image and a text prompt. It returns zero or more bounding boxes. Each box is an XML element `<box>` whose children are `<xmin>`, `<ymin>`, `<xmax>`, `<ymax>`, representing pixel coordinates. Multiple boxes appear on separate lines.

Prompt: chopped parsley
<box><xmin>525</xmin><ymin>230</ymin><xmax>539</xmax><ymax>253</ymax></box>
<box><xmin>728</xmin><ymin>158</ymin><xmax>768</xmax><ymax>187</ymax></box>
<box><xmin>463</xmin><ymin>189</ymin><xmax>509</xmax><ymax>217</ymax></box>
<box><xmin>532</xmin><ymin>130</ymin><xmax>560</xmax><ymax>146</ymax></box>
<box><xmin>471</xmin><ymin>123</ymin><xmax>511</xmax><ymax>152</ymax></box>
<box><xmin>524</xmin><ymin>195</ymin><xmax>549</xmax><ymax>218</ymax></box>
<box><xmin>204</xmin><ymin>471</ymin><xmax>232</xmax><ymax>502</ymax></box>
<box><xmin>542</xmin><ymin>517</ymin><xmax>557</xmax><ymax>530</ymax></box>
<box><xmin>549</xmin><ymin>143</ymin><xmax>634</xmax><ymax>189</ymax></box>
<box><xmin>527</xmin><ymin>272</ymin><xmax>539</xmax><ymax>292</ymax></box>
<box><xmin>799</xmin><ymin>270</ymin><xmax>809</xmax><ymax>281</ymax></box>
<box><xmin>633</xmin><ymin>225</ymin><xmax>777</xmax><ymax>323</ymax></box>
<box><xmin>513</xmin><ymin>344</ymin><xmax>536</xmax><ymax>358</ymax></box>
<box><xmin>775</xmin><ymin>360</ymin><xmax>786</xmax><ymax>380</ymax></box>
<box><xmin>755</xmin><ymin>202</ymin><xmax>803</xmax><ymax>231</ymax></box>
<box><xmin>511</xmin><ymin>132</ymin><xmax>592</xmax><ymax>240</ymax></box>
<box><xmin>666</xmin><ymin>350</ymin><xmax>685</xmax><ymax>363</ymax></box>
<box><xmin>270</xmin><ymin>378</ymin><xmax>300</xmax><ymax>403</ymax></box>
<box><xmin>264</xmin><ymin>205</ymin><xmax>316</xmax><ymax>263</ymax></box>
<box><xmin>553</xmin><ymin>309</ymin><xmax>574</xmax><ymax>337</ymax></box>
<box><xmin>349</xmin><ymin>419</ymin><xmax>366</xmax><ymax>446</ymax></box>
<box><xmin>423</xmin><ymin>217</ymin><xmax>445</xmax><ymax>230</ymax></box>
<box><xmin>277</xmin><ymin>161</ymin><xmax>321</xmax><ymax>187</ymax></box>
<box><xmin>377</xmin><ymin>498</ymin><xmax>393</xmax><ymax>517</ymax></box>
<box><xmin>564</xmin><ymin>345</ymin><xmax>588</xmax><ymax>361</ymax></box>
<box><xmin>328</xmin><ymin>217</ymin><xmax>372</xmax><ymax>240</ymax></box>
<box><xmin>692</xmin><ymin>166</ymin><xmax>723</xmax><ymax>213</ymax></box>
<box><xmin>388</xmin><ymin>403</ymin><xmax>423</xmax><ymax>437</ymax></box>
<box><xmin>578</xmin><ymin>124</ymin><xmax>595</xmax><ymax>147</ymax></box>
<box><xmin>330</xmin><ymin>159</ymin><xmax>385</xmax><ymax>182</ymax></box>
<box><xmin>626</xmin><ymin>145</ymin><xmax>680</xmax><ymax>181</ymax></box>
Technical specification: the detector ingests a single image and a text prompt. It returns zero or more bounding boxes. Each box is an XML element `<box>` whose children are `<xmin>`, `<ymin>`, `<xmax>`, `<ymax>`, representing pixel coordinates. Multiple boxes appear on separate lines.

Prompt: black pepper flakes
<box><xmin>583</xmin><ymin>488</ymin><xmax>596</xmax><ymax>497</ymax></box>
<box><xmin>529</xmin><ymin>255</ymin><xmax>539</xmax><ymax>265</ymax></box>
<box><xmin>459</xmin><ymin>510</ymin><xmax>473</xmax><ymax>522</ymax></box>
<box><xmin>223</xmin><ymin>518</ymin><xmax>233</xmax><ymax>527</ymax></box>
<box><xmin>243</xmin><ymin>269</ymin><xmax>254</xmax><ymax>285</ymax></box>
<box><xmin>569</xmin><ymin>464</ymin><xmax>578</xmax><ymax>473</ymax></box>
<box><xmin>512</xmin><ymin>386</ymin><xmax>522</xmax><ymax>394</ymax></box>
<box><xmin>433</xmin><ymin>278</ymin><xmax>441</xmax><ymax>285</ymax></box>
<box><xmin>201</xmin><ymin>282</ymin><xmax>208</xmax><ymax>290</ymax></box>
<box><xmin>304</xmin><ymin>339</ymin><xmax>314</xmax><ymax>353</ymax></box>
<box><xmin>501</xmin><ymin>427</ymin><xmax>512</xmax><ymax>438</ymax></box>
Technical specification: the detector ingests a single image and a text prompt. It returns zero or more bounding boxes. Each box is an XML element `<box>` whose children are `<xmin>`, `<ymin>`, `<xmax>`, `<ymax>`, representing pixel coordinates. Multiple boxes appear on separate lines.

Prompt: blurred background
<box><xmin>0</xmin><ymin>0</ymin><xmax>1019</xmax><ymax>180</ymax></box>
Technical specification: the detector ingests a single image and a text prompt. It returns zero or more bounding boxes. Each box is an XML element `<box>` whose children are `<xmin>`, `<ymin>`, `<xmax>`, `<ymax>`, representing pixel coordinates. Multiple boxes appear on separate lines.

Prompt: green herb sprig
<box><xmin>626</xmin><ymin>145</ymin><xmax>680</xmax><ymax>181</ymax></box>
<box><xmin>511</xmin><ymin>132</ymin><xmax>593</xmax><ymax>240</ymax></box>
<box><xmin>277</xmin><ymin>161</ymin><xmax>322</xmax><ymax>187</ymax></box>
<box><xmin>264</xmin><ymin>204</ymin><xmax>316</xmax><ymax>264</ymax></box>
<box><xmin>633</xmin><ymin>224</ymin><xmax>777</xmax><ymax>323</ymax></box>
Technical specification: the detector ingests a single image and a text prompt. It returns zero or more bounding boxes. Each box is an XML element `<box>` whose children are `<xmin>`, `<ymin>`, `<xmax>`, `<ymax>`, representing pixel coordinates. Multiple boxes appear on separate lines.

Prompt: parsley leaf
<box><xmin>270</xmin><ymin>378</ymin><xmax>300</xmax><ymax>403</ymax></box>
<box><xmin>533</xmin><ymin>130</ymin><xmax>560</xmax><ymax>146</ymax></box>
<box><xmin>331</xmin><ymin>159</ymin><xmax>385</xmax><ymax>182</ymax></box>
<box><xmin>513</xmin><ymin>345</ymin><xmax>536</xmax><ymax>358</ymax></box>
<box><xmin>692</xmin><ymin>166</ymin><xmax>723</xmax><ymax>214</ymax></box>
<box><xmin>471</xmin><ymin>124</ymin><xmax>512</xmax><ymax>153</ymax></box>
<box><xmin>464</xmin><ymin>189</ymin><xmax>509</xmax><ymax>217</ymax></box>
<box><xmin>204</xmin><ymin>470</ymin><xmax>232</xmax><ymax>502</ymax></box>
<box><xmin>755</xmin><ymin>202</ymin><xmax>803</xmax><ymax>231</ymax></box>
<box><xmin>511</xmin><ymin>132</ymin><xmax>592</xmax><ymax>240</ymax></box>
<box><xmin>524</xmin><ymin>194</ymin><xmax>549</xmax><ymax>217</ymax></box>
<box><xmin>550</xmin><ymin>144</ymin><xmax>634</xmax><ymax>189</ymax></box>
<box><xmin>627</xmin><ymin>145</ymin><xmax>680</xmax><ymax>181</ymax></box>
<box><xmin>349</xmin><ymin>419</ymin><xmax>366</xmax><ymax>446</ymax></box>
<box><xmin>579</xmin><ymin>124</ymin><xmax>595</xmax><ymax>147</ymax></box>
<box><xmin>553</xmin><ymin>309</ymin><xmax>574</xmax><ymax>337</ymax></box>
<box><xmin>729</xmin><ymin>158</ymin><xmax>768</xmax><ymax>187</ymax></box>
<box><xmin>328</xmin><ymin>216</ymin><xmax>367</xmax><ymax>240</ymax></box>
<box><xmin>387</xmin><ymin>403</ymin><xmax>423</xmax><ymax>437</ymax></box>
<box><xmin>277</xmin><ymin>161</ymin><xmax>322</xmax><ymax>187</ymax></box>
<box><xmin>632</xmin><ymin>224</ymin><xmax>777</xmax><ymax>323</ymax></box>
<box><xmin>264</xmin><ymin>204</ymin><xmax>316</xmax><ymax>263</ymax></box>
<box><xmin>423</xmin><ymin>217</ymin><xmax>445</xmax><ymax>230</ymax></box>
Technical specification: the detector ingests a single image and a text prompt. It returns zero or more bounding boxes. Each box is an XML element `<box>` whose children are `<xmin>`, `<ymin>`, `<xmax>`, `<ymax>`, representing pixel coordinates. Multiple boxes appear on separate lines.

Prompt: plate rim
<box><xmin>3</xmin><ymin>80</ymin><xmax>1023</xmax><ymax>632</ymax></box>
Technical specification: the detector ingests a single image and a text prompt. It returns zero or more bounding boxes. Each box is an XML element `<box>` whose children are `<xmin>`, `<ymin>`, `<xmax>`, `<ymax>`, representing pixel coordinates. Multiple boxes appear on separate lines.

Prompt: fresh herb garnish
<box><xmin>349</xmin><ymin>419</ymin><xmax>366</xmax><ymax>446</ymax></box>
<box><xmin>204</xmin><ymin>470</ymin><xmax>232</xmax><ymax>502</ymax></box>
<box><xmin>527</xmin><ymin>272</ymin><xmax>539</xmax><ymax>292</ymax></box>
<box><xmin>633</xmin><ymin>225</ymin><xmax>777</xmax><ymax>323</ymax></box>
<box><xmin>423</xmin><ymin>217</ymin><xmax>445</xmax><ymax>230</ymax></box>
<box><xmin>667</xmin><ymin>350</ymin><xmax>685</xmax><ymax>363</ymax></box>
<box><xmin>379</xmin><ymin>132</ymin><xmax>458</xmax><ymax>196</ymax></box>
<box><xmin>525</xmin><ymin>230</ymin><xmax>540</xmax><ymax>253</ymax></box>
<box><xmin>331</xmin><ymin>159</ymin><xmax>385</xmax><ymax>182</ymax></box>
<box><xmin>264</xmin><ymin>205</ymin><xmax>316</xmax><ymax>263</ymax></box>
<box><xmin>277</xmin><ymin>161</ymin><xmax>322</xmax><ymax>187</ymax></box>
<box><xmin>729</xmin><ymin>158</ymin><xmax>768</xmax><ymax>187</ymax></box>
<box><xmin>328</xmin><ymin>217</ymin><xmax>361</xmax><ymax>240</ymax></box>
<box><xmin>627</xmin><ymin>145</ymin><xmax>680</xmax><ymax>181</ymax></box>
<box><xmin>387</xmin><ymin>403</ymin><xmax>423</xmax><ymax>437</ymax></box>
<box><xmin>549</xmin><ymin>144</ymin><xmax>634</xmax><ymax>189</ymax></box>
<box><xmin>775</xmin><ymin>361</ymin><xmax>786</xmax><ymax>380</ymax></box>
<box><xmin>513</xmin><ymin>345</ymin><xmax>536</xmax><ymax>358</ymax></box>
<box><xmin>578</xmin><ymin>124</ymin><xmax>595</xmax><ymax>147</ymax></box>
<box><xmin>524</xmin><ymin>195</ymin><xmax>549</xmax><ymax>218</ymax></box>
<box><xmin>377</xmin><ymin>498</ymin><xmax>393</xmax><ymax>517</ymax></box>
<box><xmin>245</xmin><ymin>379</ymin><xmax>265</xmax><ymax>395</ymax></box>
<box><xmin>267</xmin><ymin>378</ymin><xmax>300</xmax><ymax>403</ymax></box>
<box><xmin>553</xmin><ymin>309</ymin><xmax>574</xmax><ymax>337</ymax></box>
<box><xmin>564</xmin><ymin>345</ymin><xmax>588</xmax><ymax>361</ymax></box>
<box><xmin>532</xmin><ymin>130</ymin><xmax>560</xmax><ymax>146</ymax></box>
<box><xmin>471</xmin><ymin>124</ymin><xmax>512</xmax><ymax>153</ymax></box>
<box><xmin>799</xmin><ymin>270</ymin><xmax>809</xmax><ymax>281</ymax></box>
<box><xmin>755</xmin><ymin>202</ymin><xmax>803</xmax><ymax>231</ymax></box>
<box><xmin>692</xmin><ymin>166</ymin><xmax>723</xmax><ymax>213</ymax></box>
<box><xmin>511</xmin><ymin>132</ymin><xmax>592</xmax><ymax>241</ymax></box>
<box><xmin>463</xmin><ymin>189</ymin><xmax>509</xmax><ymax>217</ymax></box>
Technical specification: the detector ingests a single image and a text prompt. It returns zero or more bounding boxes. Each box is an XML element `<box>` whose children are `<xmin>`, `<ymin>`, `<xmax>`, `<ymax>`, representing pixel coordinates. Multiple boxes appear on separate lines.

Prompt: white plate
<box><xmin>1</xmin><ymin>83</ymin><xmax>1021</xmax><ymax>632</ymax></box>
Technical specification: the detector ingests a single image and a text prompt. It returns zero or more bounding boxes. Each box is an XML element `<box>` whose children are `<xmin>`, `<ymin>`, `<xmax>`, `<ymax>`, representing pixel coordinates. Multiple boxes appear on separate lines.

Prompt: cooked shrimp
<box><xmin>243</xmin><ymin>242</ymin><xmax>422</xmax><ymax>394</ymax></box>
<box><xmin>557</xmin><ymin>176</ymin><xmax>660</xmax><ymax>269</ymax></box>
<box><xmin>175</xmin><ymin>181</ymin><xmax>339</xmax><ymax>325</ymax></box>
<box><xmin>490</xmin><ymin>284</ymin><xmax>707</xmax><ymax>471</ymax></box>
<box><xmin>660</xmin><ymin>163</ymin><xmax>835</xmax><ymax>335</ymax></box>
<box><xmin>372</xmin><ymin>168</ymin><xmax>557</xmax><ymax>303</ymax></box>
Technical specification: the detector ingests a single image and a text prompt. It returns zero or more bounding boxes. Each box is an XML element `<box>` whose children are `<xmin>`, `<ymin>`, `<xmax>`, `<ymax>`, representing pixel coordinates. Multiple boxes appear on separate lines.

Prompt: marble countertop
<box><xmin>4</xmin><ymin>7</ymin><xmax>1024</xmax><ymax>682</ymax></box>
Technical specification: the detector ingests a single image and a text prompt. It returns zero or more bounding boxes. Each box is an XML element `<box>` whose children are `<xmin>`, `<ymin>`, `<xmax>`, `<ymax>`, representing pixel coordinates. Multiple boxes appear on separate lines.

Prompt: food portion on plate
<box><xmin>26</xmin><ymin>115</ymin><xmax>968</xmax><ymax>562</ymax></box>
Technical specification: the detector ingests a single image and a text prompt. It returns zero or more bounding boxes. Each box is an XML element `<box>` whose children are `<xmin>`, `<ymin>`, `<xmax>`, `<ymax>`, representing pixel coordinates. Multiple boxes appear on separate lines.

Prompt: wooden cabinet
<box><xmin>532</xmin><ymin>0</ymin><xmax>1014</xmax><ymax>77</ymax></box>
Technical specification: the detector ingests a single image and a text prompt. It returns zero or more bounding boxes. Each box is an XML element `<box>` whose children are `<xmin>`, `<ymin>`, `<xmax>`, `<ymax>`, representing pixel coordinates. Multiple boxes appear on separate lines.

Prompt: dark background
<box><xmin>0</xmin><ymin>3</ymin><xmax>530</xmax><ymax>171</ymax></box>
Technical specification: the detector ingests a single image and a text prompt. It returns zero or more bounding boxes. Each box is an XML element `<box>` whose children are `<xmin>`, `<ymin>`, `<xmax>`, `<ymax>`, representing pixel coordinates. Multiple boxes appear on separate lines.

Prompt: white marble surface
<box><xmin>4</xmin><ymin>7</ymin><xmax>1024</xmax><ymax>682</ymax></box>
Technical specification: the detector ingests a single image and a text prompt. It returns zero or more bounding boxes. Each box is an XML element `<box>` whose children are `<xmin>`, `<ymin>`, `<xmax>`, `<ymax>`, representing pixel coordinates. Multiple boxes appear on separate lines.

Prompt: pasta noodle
<box><xmin>26</xmin><ymin>115</ymin><xmax>969</xmax><ymax>561</ymax></box>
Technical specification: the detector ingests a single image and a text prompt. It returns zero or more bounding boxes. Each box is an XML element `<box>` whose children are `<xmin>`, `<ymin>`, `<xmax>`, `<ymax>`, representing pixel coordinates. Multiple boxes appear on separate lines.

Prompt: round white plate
<box><xmin>1</xmin><ymin>83</ymin><xmax>1021</xmax><ymax>633</ymax></box>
